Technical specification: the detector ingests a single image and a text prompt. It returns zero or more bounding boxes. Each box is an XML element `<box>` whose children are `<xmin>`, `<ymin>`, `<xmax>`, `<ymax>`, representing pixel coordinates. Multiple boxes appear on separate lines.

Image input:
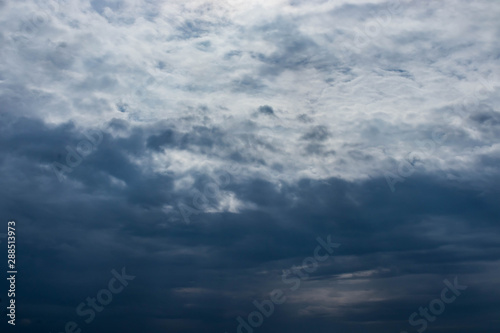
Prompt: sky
<box><xmin>0</xmin><ymin>0</ymin><xmax>499</xmax><ymax>332</ymax></box>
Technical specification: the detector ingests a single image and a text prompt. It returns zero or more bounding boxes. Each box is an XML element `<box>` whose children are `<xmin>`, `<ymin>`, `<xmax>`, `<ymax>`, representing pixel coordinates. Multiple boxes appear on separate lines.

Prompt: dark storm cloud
<box><xmin>1</xmin><ymin>110</ymin><xmax>499</xmax><ymax>333</ymax></box>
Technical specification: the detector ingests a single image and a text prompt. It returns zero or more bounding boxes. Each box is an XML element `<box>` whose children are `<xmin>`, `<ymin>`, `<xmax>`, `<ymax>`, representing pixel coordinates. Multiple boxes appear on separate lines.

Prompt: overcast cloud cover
<box><xmin>0</xmin><ymin>0</ymin><xmax>499</xmax><ymax>332</ymax></box>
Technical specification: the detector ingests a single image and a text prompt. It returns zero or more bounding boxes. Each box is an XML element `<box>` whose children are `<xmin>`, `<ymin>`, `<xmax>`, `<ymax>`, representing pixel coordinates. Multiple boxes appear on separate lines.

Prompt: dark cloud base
<box><xmin>0</xmin><ymin>114</ymin><xmax>499</xmax><ymax>333</ymax></box>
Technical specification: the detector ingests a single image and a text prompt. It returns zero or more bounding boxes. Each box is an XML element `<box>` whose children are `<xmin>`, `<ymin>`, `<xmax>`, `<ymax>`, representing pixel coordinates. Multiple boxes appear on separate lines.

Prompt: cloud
<box><xmin>258</xmin><ymin>105</ymin><xmax>275</xmax><ymax>116</ymax></box>
<box><xmin>0</xmin><ymin>0</ymin><xmax>499</xmax><ymax>332</ymax></box>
